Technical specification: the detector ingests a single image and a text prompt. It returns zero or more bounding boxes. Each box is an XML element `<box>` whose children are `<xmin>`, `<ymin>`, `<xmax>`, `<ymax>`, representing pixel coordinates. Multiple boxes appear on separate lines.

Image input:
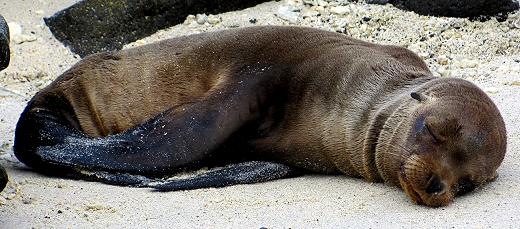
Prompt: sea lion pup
<box><xmin>13</xmin><ymin>26</ymin><xmax>506</xmax><ymax>207</ymax></box>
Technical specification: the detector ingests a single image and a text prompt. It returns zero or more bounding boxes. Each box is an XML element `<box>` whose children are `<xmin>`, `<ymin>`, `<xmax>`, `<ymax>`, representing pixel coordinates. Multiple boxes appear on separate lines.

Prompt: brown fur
<box><xmin>16</xmin><ymin>26</ymin><xmax>506</xmax><ymax>207</ymax></box>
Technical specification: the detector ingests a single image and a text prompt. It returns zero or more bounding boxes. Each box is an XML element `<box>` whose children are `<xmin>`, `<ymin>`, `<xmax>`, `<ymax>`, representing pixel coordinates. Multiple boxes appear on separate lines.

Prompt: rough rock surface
<box><xmin>46</xmin><ymin>0</ymin><xmax>519</xmax><ymax>57</ymax></box>
<box><xmin>390</xmin><ymin>0</ymin><xmax>519</xmax><ymax>19</ymax></box>
<box><xmin>0</xmin><ymin>14</ymin><xmax>8</xmax><ymax>193</ymax></box>
<box><xmin>44</xmin><ymin>0</ymin><xmax>270</xmax><ymax>57</ymax></box>
<box><xmin>0</xmin><ymin>165</ymin><xmax>7</xmax><ymax>192</ymax></box>
<box><xmin>0</xmin><ymin>14</ymin><xmax>9</xmax><ymax>70</ymax></box>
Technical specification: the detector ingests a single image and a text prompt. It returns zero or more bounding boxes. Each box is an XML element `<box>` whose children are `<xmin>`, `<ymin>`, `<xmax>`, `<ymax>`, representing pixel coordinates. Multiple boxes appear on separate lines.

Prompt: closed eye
<box><xmin>423</xmin><ymin>124</ymin><xmax>439</xmax><ymax>142</ymax></box>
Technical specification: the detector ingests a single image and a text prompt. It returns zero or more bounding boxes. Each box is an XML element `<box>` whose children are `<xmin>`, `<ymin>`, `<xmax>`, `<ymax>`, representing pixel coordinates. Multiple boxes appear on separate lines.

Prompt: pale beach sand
<box><xmin>1</xmin><ymin>0</ymin><xmax>519</xmax><ymax>228</ymax></box>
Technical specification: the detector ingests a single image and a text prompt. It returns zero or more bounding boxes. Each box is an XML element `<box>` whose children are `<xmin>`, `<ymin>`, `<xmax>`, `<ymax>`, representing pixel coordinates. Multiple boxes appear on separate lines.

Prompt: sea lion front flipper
<box><xmin>149</xmin><ymin>161</ymin><xmax>302</xmax><ymax>190</ymax></box>
<box><xmin>15</xmin><ymin>64</ymin><xmax>285</xmax><ymax>175</ymax></box>
<box><xmin>77</xmin><ymin>170</ymin><xmax>159</xmax><ymax>187</ymax></box>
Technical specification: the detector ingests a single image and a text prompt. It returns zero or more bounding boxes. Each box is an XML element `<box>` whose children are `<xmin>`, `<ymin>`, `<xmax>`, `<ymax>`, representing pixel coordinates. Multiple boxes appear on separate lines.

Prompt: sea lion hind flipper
<box><xmin>14</xmin><ymin>106</ymin><xmax>93</xmax><ymax>173</ymax></box>
<box><xmin>15</xmin><ymin>63</ymin><xmax>286</xmax><ymax>175</ymax></box>
<box><xmin>14</xmin><ymin>107</ymin><xmax>147</xmax><ymax>176</ymax></box>
<box><xmin>15</xmin><ymin>103</ymin><xmax>241</xmax><ymax>174</ymax></box>
<box><xmin>150</xmin><ymin>161</ymin><xmax>303</xmax><ymax>191</ymax></box>
<box><xmin>14</xmin><ymin>111</ymin><xmax>160</xmax><ymax>186</ymax></box>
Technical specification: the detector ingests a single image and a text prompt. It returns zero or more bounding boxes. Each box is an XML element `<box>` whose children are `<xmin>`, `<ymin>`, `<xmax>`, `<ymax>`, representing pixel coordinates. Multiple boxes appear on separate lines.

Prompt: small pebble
<box><xmin>196</xmin><ymin>14</ymin><xmax>207</xmax><ymax>24</ymax></box>
<box><xmin>207</xmin><ymin>15</ymin><xmax>221</xmax><ymax>24</ymax></box>
<box><xmin>277</xmin><ymin>7</ymin><xmax>299</xmax><ymax>24</ymax></box>
<box><xmin>484</xmin><ymin>87</ymin><xmax>499</xmax><ymax>94</ymax></box>
<box><xmin>437</xmin><ymin>55</ymin><xmax>449</xmax><ymax>65</ymax></box>
<box><xmin>183</xmin><ymin>15</ymin><xmax>196</xmax><ymax>25</ymax></box>
<box><xmin>459</xmin><ymin>59</ymin><xmax>479</xmax><ymax>68</ymax></box>
<box><xmin>8</xmin><ymin>22</ymin><xmax>22</xmax><ymax>36</ymax></box>
<box><xmin>134</xmin><ymin>40</ymin><xmax>147</xmax><ymax>46</ymax></box>
<box><xmin>6</xmin><ymin>193</ymin><xmax>16</xmax><ymax>200</ymax></box>
<box><xmin>335</xmin><ymin>19</ymin><xmax>347</xmax><ymax>28</ymax></box>
<box><xmin>226</xmin><ymin>21</ymin><xmax>241</xmax><ymax>28</ymax></box>
<box><xmin>317</xmin><ymin>0</ymin><xmax>328</xmax><ymax>7</ymax></box>
<box><xmin>418</xmin><ymin>52</ymin><xmax>430</xmax><ymax>59</ymax></box>
<box><xmin>436</xmin><ymin>67</ymin><xmax>451</xmax><ymax>77</ymax></box>
<box><xmin>494</xmin><ymin>66</ymin><xmax>510</xmax><ymax>73</ymax></box>
<box><xmin>12</xmin><ymin>34</ymin><xmax>38</xmax><ymax>44</ymax></box>
<box><xmin>0</xmin><ymin>154</ymin><xmax>13</xmax><ymax>162</ymax></box>
<box><xmin>313</xmin><ymin>6</ymin><xmax>325</xmax><ymax>12</ymax></box>
<box><xmin>303</xmin><ymin>0</ymin><xmax>317</xmax><ymax>6</ymax></box>
<box><xmin>330</xmin><ymin>6</ymin><xmax>350</xmax><ymax>15</ymax></box>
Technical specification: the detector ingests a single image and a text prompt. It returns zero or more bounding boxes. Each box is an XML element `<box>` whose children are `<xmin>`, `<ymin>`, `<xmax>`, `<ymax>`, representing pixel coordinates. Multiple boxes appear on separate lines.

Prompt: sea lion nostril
<box><xmin>426</xmin><ymin>176</ymin><xmax>444</xmax><ymax>194</ymax></box>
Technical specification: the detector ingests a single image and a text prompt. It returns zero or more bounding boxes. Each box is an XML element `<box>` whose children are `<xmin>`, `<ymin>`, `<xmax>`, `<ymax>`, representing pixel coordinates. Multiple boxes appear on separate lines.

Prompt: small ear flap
<box><xmin>411</xmin><ymin>92</ymin><xmax>430</xmax><ymax>102</ymax></box>
<box><xmin>424</xmin><ymin>116</ymin><xmax>461</xmax><ymax>141</ymax></box>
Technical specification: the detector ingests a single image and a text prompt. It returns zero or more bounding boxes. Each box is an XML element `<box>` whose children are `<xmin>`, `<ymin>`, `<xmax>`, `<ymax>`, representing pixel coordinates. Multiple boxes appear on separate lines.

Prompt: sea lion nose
<box><xmin>426</xmin><ymin>176</ymin><xmax>444</xmax><ymax>194</ymax></box>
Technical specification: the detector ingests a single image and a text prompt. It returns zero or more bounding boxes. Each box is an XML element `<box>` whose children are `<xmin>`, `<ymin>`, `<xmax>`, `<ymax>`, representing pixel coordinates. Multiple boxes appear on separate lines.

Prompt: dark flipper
<box><xmin>70</xmin><ymin>161</ymin><xmax>302</xmax><ymax>189</ymax></box>
<box><xmin>14</xmin><ymin>64</ymin><xmax>286</xmax><ymax>177</ymax></box>
<box><xmin>150</xmin><ymin>161</ymin><xmax>302</xmax><ymax>190</ymax></box>
<box><xmin>77</xmin><ymin>170</ymin><xmax>159</xmax><ymax>186</ymax></box>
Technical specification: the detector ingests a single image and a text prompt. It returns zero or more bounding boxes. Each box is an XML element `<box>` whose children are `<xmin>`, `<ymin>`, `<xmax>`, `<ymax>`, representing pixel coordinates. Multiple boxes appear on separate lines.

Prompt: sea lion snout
<box><xmin>398</xmin><ymin>151</ymin><xmax>492</xmax><ymax>207</ymax></box>
<box><xmin>399</xmin><ymin>154</ymin><xmax>458</xmax><ymax>207</ymax></box>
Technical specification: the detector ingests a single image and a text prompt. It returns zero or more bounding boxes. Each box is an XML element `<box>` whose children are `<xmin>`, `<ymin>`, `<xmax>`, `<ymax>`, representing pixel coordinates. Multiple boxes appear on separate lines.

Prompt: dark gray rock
<box><xmin>366</xmin><ymin>0</ymin><xmax>391</xmax><ymax>4</ymax></box>
<box><xmin>45</xmin><ymin>0</ymin><xmax>270</xmax><ymax>57</ymax></box>
<box><xmin>0</xmin><ymin>165</ymin><xmax>7</xmax><ymax>192</ymax></box>
<box><xmin>389</xmin><ymin>0</ymin><xmax>519</xmax><ymax>18</ymax></box>
<box><xmin>0</xmin><ymin>14</ymin><xmax>9</xmax><ymax>71</ymax></box>
<box><xmin>0</xmin><ymin>14</ymin><xmax>9</xmax><ymax>192</ymax></box>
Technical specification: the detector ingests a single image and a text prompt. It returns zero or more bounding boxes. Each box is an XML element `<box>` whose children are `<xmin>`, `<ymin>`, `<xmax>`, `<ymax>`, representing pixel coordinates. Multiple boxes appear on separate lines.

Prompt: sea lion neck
<box><xmin>356</xmin><ymin>76</ymin><xmax>433</xmax><ymax>183</ymax></box>
<box><xmin>317</xmin><ymin>62</ymin><xmax>434</xmax><ymax>179</ymax></box>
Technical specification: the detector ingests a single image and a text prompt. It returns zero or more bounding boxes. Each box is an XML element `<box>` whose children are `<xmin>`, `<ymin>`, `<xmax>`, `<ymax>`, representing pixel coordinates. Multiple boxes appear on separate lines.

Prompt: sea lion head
<box><xmin>379</xmin><ymin>78</ymin><xmax>507</xmax><ymax>207</ymax></box>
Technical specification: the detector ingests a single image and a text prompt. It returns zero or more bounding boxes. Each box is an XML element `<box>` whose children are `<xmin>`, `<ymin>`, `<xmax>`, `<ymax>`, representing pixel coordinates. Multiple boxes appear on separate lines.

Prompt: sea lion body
<box><xmin>13</xmin><ymin>26</ymin><xmax>506</xmax><ymax>207</ymax></box>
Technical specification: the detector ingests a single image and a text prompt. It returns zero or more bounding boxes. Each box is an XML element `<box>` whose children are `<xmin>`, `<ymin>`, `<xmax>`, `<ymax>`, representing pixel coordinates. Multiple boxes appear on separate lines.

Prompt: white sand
<box><xmin>1</xmin><ymin>0</ymin><xmax>520</xmax><ymax>228</ymax></box>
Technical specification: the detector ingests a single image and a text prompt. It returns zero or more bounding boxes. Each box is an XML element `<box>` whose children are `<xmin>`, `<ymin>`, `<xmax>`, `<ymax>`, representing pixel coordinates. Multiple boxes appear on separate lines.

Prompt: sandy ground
<box><xmin>1</xmin><ymin>0</ymin><xmax>520</xmax><ymax>228</ymax></box>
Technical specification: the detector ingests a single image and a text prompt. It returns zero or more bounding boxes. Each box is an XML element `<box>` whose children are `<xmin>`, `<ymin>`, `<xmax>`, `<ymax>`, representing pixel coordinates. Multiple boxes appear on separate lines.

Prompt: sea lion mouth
<box><xmin>398</xmin><ymin>164</ymin><xmax>424</xmax><ymax>205</ymax></box>
<box><xmin>398</xmin><ymin>160</ymin><xmax>455</xmax><ymax>207</ymax></box>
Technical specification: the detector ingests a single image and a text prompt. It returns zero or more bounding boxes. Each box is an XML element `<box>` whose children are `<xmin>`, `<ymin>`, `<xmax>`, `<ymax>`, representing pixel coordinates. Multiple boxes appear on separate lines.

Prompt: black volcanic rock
<box><xmin>389</xmin><ymin>0</ymin><xmax>519</xmax><ymax>18</ymax></box>
<box><xmin>0</xmin><ymin>165</ymin><xmax>7</xmax><ymax>192</ymax></box>
<box><xmin>0</xmin><ymin>14</ymin><xmax>9</xmax><ymax>71</ymax></box>
<box><xmin>0</xmin><ymin>14</ymin><xmax>9</xmax><ymax>192</ymax></box>
<box><xmin>45</xmin><ymin>0</ymin><xmax>270</xmax><ymax>57</ymax></box>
